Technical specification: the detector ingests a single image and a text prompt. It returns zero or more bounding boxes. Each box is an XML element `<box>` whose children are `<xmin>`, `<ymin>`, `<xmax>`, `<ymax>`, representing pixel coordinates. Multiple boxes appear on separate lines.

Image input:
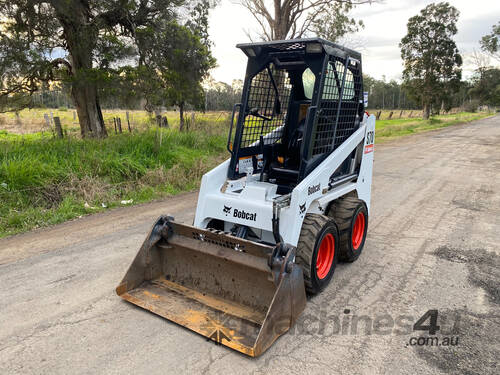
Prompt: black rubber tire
<box><xmin>296</xmin><ymin>214</ymin><xmax>340</xmax><ymax>294</ymax></box>
<box><xmin>328</xmin><ymin>197</ymin><xmax>368</xmax><ymax>263</ymax></box>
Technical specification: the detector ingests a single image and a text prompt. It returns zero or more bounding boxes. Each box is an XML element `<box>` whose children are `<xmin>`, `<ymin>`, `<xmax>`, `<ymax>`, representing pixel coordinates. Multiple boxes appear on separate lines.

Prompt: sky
<box><xmin>208</xmin><ymin>0</ymin><xmax>500</xmax><ymax>84</ymax></box>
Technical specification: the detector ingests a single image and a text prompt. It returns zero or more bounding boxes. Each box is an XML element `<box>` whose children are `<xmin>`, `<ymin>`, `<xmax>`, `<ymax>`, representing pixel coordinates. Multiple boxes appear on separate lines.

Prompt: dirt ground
<box><xmin>1</xmin><ymin>116</ymin><xmax>499</xmax><ymax>374</ymax></box>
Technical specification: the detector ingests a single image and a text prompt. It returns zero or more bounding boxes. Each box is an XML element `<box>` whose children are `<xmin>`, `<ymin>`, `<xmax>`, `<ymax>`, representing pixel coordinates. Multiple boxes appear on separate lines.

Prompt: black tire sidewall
<box><xmin>310</xmin><ymin>221</ymin><xmax>340</xmax><ymax>292</ymax></box>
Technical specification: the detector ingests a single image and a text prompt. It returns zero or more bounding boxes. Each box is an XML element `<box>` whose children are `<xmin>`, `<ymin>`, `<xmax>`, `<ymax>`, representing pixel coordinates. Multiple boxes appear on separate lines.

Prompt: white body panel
<box><xmin>193</xmin><ymin>115</ymin><xmax>375</xmax><ymax>247</ymax></box>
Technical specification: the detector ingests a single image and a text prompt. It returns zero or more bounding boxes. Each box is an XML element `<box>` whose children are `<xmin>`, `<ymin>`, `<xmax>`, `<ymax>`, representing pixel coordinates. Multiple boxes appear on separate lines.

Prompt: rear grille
<box><xmin>269</xmin><ymin>42</ymin><xmax>306</xmax><ymax>51</ymax></box>
<box><xmin>191</xmin><ymin>231</ymin><xmax>245</xmax><ymax>251</ymax></box>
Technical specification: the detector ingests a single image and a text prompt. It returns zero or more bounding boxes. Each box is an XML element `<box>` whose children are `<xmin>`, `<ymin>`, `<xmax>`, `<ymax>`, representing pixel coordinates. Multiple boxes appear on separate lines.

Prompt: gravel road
<box><xmin>1</xmin><ymin>115</ymin><xmax>499</xmax><ymax>374</ymax></box>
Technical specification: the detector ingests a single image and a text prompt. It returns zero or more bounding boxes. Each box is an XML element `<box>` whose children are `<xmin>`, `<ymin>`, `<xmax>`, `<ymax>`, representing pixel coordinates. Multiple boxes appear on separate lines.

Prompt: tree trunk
<box><xmin>423</xmin><ymin>102</ymin><xmax>431</xmax><ymax>119</ymax></box>
<box><xmin>71</xmin><ymin>83</ymin><xmax>107</xmax><ymax>138</ymax></box>
<box><xmin>274</xmin><ymin>2</ymin><xmax>287</xmax><ymax>40</ymax></box>
<box><xmin>179</xmin><ymin>103</ymin><xmax>185</xmax><ymax>132</ymax></box>
<box><xmin>55</xmin><ymin>1</ymin><xmax>107</xmax><ymax>138</ymax></box>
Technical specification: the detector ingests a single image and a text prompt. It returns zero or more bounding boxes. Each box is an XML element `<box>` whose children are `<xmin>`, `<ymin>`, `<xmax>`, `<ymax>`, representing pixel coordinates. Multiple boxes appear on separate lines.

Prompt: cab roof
<box><xmin>236</xmin><ymin>37</ymin><xmax>361</xmax><ymax>61</ymax></box>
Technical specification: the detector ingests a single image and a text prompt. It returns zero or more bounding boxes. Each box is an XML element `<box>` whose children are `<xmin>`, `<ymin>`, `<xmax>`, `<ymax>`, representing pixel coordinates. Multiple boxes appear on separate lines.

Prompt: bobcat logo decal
<box><xmin>299</xmin><ymin>203</ymin><xmax>306</xmax><ymax>215</ymax></box>
<box><xmin>223</xmin><ymin>206</ymin><xmax>232</xmax><ymax>216</ymax></box>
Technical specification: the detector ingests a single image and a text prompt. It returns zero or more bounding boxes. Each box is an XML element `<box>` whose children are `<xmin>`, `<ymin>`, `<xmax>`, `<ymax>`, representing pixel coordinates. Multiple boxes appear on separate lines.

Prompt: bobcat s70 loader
<box><xmin>116</xmin><ymin>38</ymin><xmax>375</xmax><ymax>357</ymax></box>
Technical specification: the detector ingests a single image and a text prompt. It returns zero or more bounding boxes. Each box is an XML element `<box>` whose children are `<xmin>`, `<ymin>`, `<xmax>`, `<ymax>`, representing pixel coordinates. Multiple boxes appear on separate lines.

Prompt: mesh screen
<box><xmin>311</xmin><ymin>57</ymin><xmax>362</xmax><ymax>156</ymax></box>
<box><xmin>268</xmin><ymin>41</ymin><xmax>306</xmax><ymax>52</ymax></box>
<box><xmin>240</xmin><ymin>64</ymin><xmax>291</xmax><ymax>147</ymax></box>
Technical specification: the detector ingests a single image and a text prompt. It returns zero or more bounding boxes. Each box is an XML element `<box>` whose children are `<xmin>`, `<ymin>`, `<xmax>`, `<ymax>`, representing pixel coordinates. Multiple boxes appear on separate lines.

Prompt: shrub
<box><xmin>428</xmin><ymin>117</ymin><xmax>442</xmax><ymax>125</ymax></box>
<box><xmin>462</xmin><ymin>99</ymin><xmax>480</xmax><ymax>113</ymax></box>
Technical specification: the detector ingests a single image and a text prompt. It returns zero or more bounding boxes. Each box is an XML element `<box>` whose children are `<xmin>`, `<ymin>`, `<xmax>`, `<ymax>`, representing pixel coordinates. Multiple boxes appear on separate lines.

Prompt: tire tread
<box><xmin>296</xmin><ymin>214</ymin><xmax>330</xmax><ymax>293</ymax></box>
<box><xmin>328</xmin><ymin>197</ymin><xmax>367</xmax><ymax>261</ymax></box>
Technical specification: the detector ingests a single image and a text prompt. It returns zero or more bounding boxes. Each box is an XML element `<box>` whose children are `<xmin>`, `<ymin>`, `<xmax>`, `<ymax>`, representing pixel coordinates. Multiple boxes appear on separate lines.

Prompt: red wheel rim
<box><xmin>352</xmin><ymin>212</ymin><xmax>366</xmax><ymax>250</ymax></box>
<box><xmin>316</xmin><ymin>233</ymin><xmax>335</xmax><ymax>279</ymax></box>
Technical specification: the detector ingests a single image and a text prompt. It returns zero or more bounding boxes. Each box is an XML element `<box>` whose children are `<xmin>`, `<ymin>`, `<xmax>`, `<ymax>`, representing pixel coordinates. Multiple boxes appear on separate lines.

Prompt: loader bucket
<box><xmin>116</xmin><ymin>216</ymin><xmax>306</xmax><ymax>357</ymax></box>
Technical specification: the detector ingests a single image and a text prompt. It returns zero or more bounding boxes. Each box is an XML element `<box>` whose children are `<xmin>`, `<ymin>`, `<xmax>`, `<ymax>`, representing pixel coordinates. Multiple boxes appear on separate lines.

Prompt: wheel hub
<box><xmin>352</xmin><ymin>212</ymin><xmax>366</xmax><ymax>250</ymax></box>
<box><xmin>316</xmin><ymin>233</ymin><xmax>335</xmax><ymax>279</ymax></box>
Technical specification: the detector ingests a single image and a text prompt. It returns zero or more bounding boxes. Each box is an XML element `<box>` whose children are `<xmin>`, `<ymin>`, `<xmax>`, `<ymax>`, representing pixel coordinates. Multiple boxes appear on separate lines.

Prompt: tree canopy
<box><xmin>469</xmin><ymin>68</ymin><xmax>500</xmax><ymax>107</ymax></box>
<box><xmin>240</xmin><ymin>0</ymin><xmax>370</xmax><ymax>42</ymax></box>
<box><xmin>400</xmin><ymin>2</ymin><xmax>462</xmax><ymax>119</ymax></box>
<box><xmin>138</xmin><ymin>0</ymin><xmax>216</xmax><ymax>130</ymax></box>
<box><xmin>480</xmin><ymin>21</ymin><xmax>500</xmax><ymax>61</ymax></box>
<box><xmin>0</xmin><ymin>0</ymin><xmax>214</xmax><ymax>137</ymax></box>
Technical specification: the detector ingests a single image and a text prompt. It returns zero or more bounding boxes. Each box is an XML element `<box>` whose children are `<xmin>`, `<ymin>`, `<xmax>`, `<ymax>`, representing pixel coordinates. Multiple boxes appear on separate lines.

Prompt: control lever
<box><xmin>249</xmin><ymin>108</ymin><xmax>272</xmax><ymax>121</ymax></box>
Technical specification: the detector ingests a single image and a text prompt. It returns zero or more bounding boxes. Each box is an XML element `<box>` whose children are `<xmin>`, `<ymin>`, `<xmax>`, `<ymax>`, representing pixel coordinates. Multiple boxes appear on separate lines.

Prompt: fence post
<box><xmin>376</xmin><ymin>111</ymin><xmax>381</xmax><ymax>120</ymax></box>
<box><xmin>117</xmin><ymin>117</ymin><xmax>123</xmax><ymax>133</ymax></box>
<box><xmin>190</xmin><ymin>112</ymin><xmax>196</xmax><ymax>130</ymax></box>
<box><xmin>409</xmin><ymin>111</ymin><xmax>413</xmax><ymax>118</ymax></box>
<box><xmin>161</xmin><ymin>116</ymin><xmax>169</xmax><ymax>128</ymax></box>
<box><xmin>399</xmin><ymin>110</ymin><xmax>403</xmax><ymax>118</ymax></box>
<box><xmin>113</xmin><ymin>118</ymin><xmax>117</xmax><ymax>134</ymax></box>
<box><xmin>53</xmin><ymin>117</ymin><xmax>64</xmax><ymax>139</ymax></box>
<box><xmin>44</xmin><ymin>113</ymin><xmax>52</xmax><ymax>130</ymax></box>
<box><xmin>126</xmin><ymin>111</ymin><xmax>132</xmax><ymax>132</ymax></box>
<box><xmin>388</xmin><ymin>111</ymin><xmax>394</xmax><ymax>120</ymax></box>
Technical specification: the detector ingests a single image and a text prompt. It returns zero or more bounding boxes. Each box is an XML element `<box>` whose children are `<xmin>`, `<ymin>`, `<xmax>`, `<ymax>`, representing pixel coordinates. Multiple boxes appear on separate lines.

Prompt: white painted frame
<box><xmin>193</xmin><ymin>115</ymin><xmax>375</xmax><ymax>247</ymax></box>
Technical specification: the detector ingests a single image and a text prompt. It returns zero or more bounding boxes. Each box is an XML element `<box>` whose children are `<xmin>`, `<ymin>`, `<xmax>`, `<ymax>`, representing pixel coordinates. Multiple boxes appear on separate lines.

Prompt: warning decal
<box><xmin>238</xmin><ymin>156</ymin><xmax>253</xmax><ymax>173</ymax></box>
<box><xmin>364</xmin><ymin>130</ymin><xmax>374</xmax><ymax>154</ymax></box>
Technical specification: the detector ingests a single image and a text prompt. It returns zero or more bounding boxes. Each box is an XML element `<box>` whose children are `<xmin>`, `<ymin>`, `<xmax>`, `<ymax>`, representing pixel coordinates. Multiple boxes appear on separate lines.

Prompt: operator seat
<box><xmin>269</xmin><ymin>118</ymin><xmax>305</xmax><ymax>184</ymax></box>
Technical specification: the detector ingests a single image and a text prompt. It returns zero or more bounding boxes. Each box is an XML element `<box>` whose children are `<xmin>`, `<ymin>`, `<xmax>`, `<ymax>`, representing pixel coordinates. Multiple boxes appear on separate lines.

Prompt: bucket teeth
<box><xmin>116</xmin><ymin>216</ymin><xmax>306</xmax><ymax>356</ymax></box>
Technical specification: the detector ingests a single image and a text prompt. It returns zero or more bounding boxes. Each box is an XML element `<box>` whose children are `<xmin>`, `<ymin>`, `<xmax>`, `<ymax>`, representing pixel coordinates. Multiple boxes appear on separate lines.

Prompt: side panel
<box><xmin>279</xmin><ymin>122</ymin><xmax>368</xmax><ymax>246</ymax></box>
<box><xmin>194</xmin><ymin>159</ymin><xmax>230</xmax><ymax>228</ymax></box>
<box><xmin>356</xmin><ymin>115</ymin><xmax>375</xmax><ymax>213</ymax></box>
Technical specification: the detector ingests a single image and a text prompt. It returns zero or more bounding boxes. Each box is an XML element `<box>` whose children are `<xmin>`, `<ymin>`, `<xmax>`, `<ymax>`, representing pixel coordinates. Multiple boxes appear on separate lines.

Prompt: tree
<box><xmin>167</xmin><ymin>1</ymin><xmax>216</xmax><ymax>131</ymax></box>
<box><xmin>480</xmin><ymin>22</ymin><xmax>500</xmax><ymax>61</ymax></box>
<box><xmin>137</xmin><ymin>1</ymin><xmax>216</xmax><ymax>130</ymax></box>
<box><xmin>240</xmin><ymin>0</ymin><xmax>372</xmax><ymax>41</ymax></box>
<box><xmin>0</xmin><ymin>1</ymin><xmax>202</xmax><ymax>138</ymax></box>
<box><xmin>311</xmin><ymin>2</ymin><xmax>364</xmax><ymax>43</ymax></box>
<box><xmin>400</xmin><ymin>2</ymin><xmax>462</xmax><ymax>119</ymax></box>
<box><xmin>469</xmin><ymin>49</ymin><xmax>491</xmax><ymax>79</ymax></box>
<box><xmin>205</xmin><ymin>79</ymin><xmax>243</xmax><ymax>111</ymax></box>
<box><xmin>361</xmin><ymin>74</ymin><xmax>420</xmax><ymax>111</ymax></box>
<box><xmin>469</xmin><ymin>68</ymin><xmax>500</xmax><ymax>107</ymax></box>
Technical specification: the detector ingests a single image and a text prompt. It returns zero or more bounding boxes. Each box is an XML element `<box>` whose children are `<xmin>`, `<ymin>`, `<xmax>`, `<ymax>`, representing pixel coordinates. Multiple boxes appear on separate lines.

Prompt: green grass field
<box><xmin>375</xmin><ymin>111</ymin><xmax>492</xmax><ymax>140</ymax></box>
<box><xmin>0</xmin><ymin>108</ymin><xmax>230</xmax><ymax>135</ymax></box>
<box><xmin>0</xmin><ymin>109</ymin><xmax>493</xmax><ymax>238</ymax></box>
<box><xmin>0</xmin><ymin>128</ymin><xmax>227</xmax><ymax>237</ymax></box>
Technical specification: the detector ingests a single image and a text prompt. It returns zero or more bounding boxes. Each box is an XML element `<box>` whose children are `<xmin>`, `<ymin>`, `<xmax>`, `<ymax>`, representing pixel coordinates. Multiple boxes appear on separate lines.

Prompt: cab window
<box><xmin>302</xmin><ymin>68</ymin><xmax>316</xmax><ymax>99</ymax></box>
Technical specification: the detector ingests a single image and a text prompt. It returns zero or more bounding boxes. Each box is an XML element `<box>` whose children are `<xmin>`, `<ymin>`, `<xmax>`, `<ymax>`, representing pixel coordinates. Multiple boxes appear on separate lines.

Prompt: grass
<box><xmin>0</xmin><ymin>109</ymin><xmax>494</xmax><ymax>238</ymax></box>
<box><xmin>0</xmin><ymin>127</ymin><xmax>228</xmax><ymax>238</ymax></box>
<box><xmin>374</xmin><ymin>111</ymin><xmax>493</xmax><ymax>141</ymax></box>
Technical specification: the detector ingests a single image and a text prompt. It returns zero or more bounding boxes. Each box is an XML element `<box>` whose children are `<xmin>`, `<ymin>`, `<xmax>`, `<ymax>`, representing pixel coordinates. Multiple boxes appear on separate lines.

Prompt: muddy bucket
<box><xmin>116</xmin><ymin>216</ymin><xmax>306</xmax><ymax>357</ymax></box>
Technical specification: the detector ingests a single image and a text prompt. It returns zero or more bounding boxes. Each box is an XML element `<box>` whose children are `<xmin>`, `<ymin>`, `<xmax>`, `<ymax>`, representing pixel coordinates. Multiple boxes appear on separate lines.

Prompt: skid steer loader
<box><xmin>117</xmin><ymin>38</ymin><xmax>375</xmax><ymax>357</ymax></box>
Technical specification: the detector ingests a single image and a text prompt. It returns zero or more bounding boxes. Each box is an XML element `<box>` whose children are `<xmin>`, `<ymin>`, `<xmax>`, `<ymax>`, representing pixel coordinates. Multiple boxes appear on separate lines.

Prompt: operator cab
<box><xmin>227</xmin><ymin>38</ymin><xmax>364</xmax><ymax>194</ymax></box>
<box><xmin>267</xmin><ymin>68</ymin><xmax>313</xmax><ymax>185</ymax></box>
